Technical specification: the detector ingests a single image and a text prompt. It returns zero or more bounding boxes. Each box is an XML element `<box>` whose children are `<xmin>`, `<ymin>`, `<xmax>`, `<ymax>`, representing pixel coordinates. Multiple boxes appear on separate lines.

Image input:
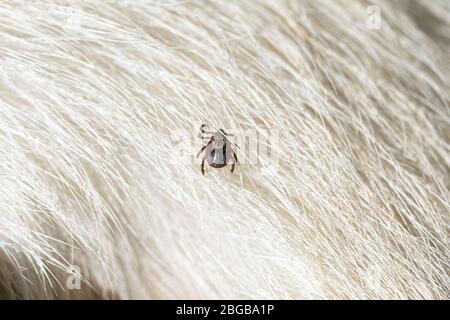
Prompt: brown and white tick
<box><xmin>196</xmin><ymin>124</ymin><xmax>239</xmax><ymax>175</ymax></box>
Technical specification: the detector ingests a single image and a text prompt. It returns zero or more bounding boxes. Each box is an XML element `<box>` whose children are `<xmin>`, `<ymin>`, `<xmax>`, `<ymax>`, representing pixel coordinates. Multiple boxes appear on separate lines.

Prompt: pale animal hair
<box><xmin>0</xmin><ymin>0</ymin><xmax>448</xmax><ymax>299</ymax></box>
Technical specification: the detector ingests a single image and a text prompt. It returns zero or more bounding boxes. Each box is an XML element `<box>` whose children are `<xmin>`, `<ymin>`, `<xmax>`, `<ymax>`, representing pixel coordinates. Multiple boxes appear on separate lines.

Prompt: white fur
<box><xmin>0</xmin><ymin>0</ymin><xmax>448</xmax><ymax>299</ymax></box>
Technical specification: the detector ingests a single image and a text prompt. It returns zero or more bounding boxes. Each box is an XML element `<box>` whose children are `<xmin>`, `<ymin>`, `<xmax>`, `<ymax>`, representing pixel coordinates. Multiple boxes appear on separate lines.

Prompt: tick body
<box><xmin>197</xmin><ymin>124</ymin><xmax>238</xmax><ymax>175</ymax></box>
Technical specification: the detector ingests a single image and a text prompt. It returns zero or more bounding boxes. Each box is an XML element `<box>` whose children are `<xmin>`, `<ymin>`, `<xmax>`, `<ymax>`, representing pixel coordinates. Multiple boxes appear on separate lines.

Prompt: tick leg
<box><xmin>196</xmin><ymin>145</ymin><xmax>207</xmax><ymax>158</ymax></box>
<box><xmin>199</xmin><ymin>125</ymin><xmax>214</xmax><ymax>139</ymax></box>
<box><xmin>230</xmin><ymin>152</ymin><xmax>238</xmax><ymax>173</ymax></box>
<box><xmin>196</xmin><ymin>137</ymin><xmax>214</xmax><ymax>158</ymax></box>
<box><xmin>199</xmin><ymin>124</ymin><xmax>215</xmax><ymax>137</ymax></box>
<box><xmin>201</xmin><ymin>155</ymin><xmax>206</xmax><ymax>175</ymax></box>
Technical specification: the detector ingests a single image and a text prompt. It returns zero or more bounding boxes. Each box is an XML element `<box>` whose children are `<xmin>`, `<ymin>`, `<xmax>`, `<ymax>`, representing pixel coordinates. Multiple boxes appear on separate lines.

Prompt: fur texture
<box><xmin>0</xmin><ymin>0</ymin><xmax>448</xmax><ymax>299</ymax></box>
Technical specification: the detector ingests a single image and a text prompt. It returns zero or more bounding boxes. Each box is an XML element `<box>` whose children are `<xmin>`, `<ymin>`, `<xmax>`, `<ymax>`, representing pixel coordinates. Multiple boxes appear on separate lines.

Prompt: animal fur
<box><xmin>0</xmin><ymin>0</ymin><xmax>448</xmax><ymax>299</ymax></box>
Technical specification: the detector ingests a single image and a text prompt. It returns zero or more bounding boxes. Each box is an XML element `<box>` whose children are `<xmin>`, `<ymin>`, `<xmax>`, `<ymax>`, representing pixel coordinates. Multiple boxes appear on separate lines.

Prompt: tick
<box><xmin>196</xmin><ymin>124</ymin><xmax>239</xmax><ymax>175</ymax></box>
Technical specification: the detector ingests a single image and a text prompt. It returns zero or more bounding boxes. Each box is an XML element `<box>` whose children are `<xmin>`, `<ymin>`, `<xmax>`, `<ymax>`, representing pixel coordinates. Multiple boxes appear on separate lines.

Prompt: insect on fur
<box><xmin>196</xmin><ymin>124</ymin><xmax>239</xmax><ymax>175</ymax></box>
